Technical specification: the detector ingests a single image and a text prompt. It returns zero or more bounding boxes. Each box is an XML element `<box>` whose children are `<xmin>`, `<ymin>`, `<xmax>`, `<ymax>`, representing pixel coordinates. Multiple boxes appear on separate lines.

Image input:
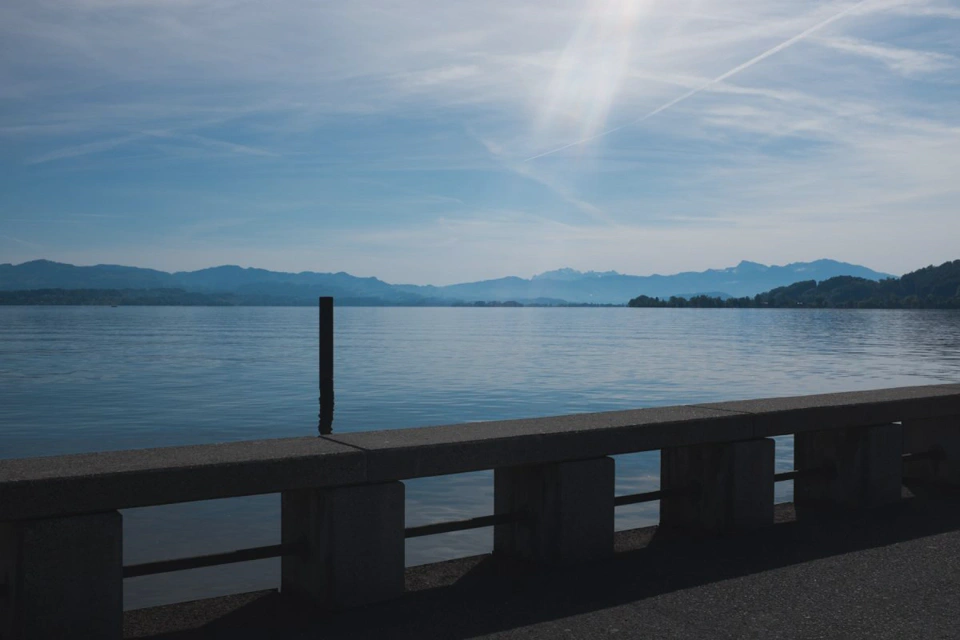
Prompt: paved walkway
<box><xmin>125</xmin><ymin>492</ymin><xmax>960</xmax><ymax>639</ymax></box>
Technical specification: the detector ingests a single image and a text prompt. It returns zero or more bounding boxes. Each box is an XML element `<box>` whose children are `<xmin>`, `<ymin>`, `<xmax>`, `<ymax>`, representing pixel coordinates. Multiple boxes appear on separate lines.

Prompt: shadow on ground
<box><xmin>126</xmin><ymin>488</ymin><xmax>960</xmax><ymax>639</ymax></box>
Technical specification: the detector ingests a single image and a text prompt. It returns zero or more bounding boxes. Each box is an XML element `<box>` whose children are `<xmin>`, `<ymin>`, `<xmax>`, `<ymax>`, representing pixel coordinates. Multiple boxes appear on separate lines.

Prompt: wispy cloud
<box><xmin>813</xmin><ymin>36</ymin><xmax>958</xmax><ymax>75</ymax></box>
<box><xmin>1</xmin><ymin>0</ymin><xmax>958</xmax><ymax>280</ymax></box>
<box><xmin>0</xmin><ymin>233</ymin><xmax>45</xmax><ymax>250</ymax></box>
<box><xmin>26</xmin><ymin>134</ymin><xmax>146</xmax><ymax>164</ymax></box>
<box><xmin>26</xmin><ymin>129</ymin><xmax>277</xmax><ymax>164</ymax></box>
<box><xmin>524</xmin><ymin>0</ymin><xmax>871</xmax><ymax>161</ymax></box>
<box><xmin>154</xmin><ymin>132</ymin><xmax>278</xmax><ymax>157</ymax></box>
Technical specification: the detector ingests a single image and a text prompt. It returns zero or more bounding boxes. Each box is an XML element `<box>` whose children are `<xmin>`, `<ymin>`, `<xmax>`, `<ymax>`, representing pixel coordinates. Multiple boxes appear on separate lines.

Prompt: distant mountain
<box><xmin>0</xmin><ymin>260</ymin><xmax>435</xmax><ymax>305</ymax></box>
<box><xmin>0</xmin><ymin>260</ymin><xmax>176</xmax><ymax>290</ymax></box>
<box><xmin>398</xmin><ymin>260</ymin><xmax>893</xmax><ymax>304</ymax></box>
<box><xmin>0</xmin><ymin>259</ymin><xmax>894</xmax><ymax>305</ymax></box>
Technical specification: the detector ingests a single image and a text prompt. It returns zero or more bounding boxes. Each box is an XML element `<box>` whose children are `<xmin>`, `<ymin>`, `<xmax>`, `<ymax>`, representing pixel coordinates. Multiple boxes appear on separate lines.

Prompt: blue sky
<box><xmin>1</xmin><ymin>0</ymin><xmax>958</xmax><ymax>284</ymax></box>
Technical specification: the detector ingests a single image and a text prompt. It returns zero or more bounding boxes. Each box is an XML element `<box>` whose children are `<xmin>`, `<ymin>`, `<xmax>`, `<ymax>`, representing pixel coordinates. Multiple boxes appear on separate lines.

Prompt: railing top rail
<box><xmin>324</xmin><ymin>384</ymin><xmax>960</xmax><ymax>482</ymax></box>
<box><xmin>2</xmin><ymin>384</ymin><xmax>958</xmax><ymax>521</ymax></box>
<box><xmin>0</xmin><ymin>437</ymin><xmax>366</xmax><ymax>521</ymax></box>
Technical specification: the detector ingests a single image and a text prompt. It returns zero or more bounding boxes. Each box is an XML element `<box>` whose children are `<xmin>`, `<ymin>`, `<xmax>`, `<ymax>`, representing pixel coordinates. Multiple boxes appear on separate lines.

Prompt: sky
<box><xmin>1</xmin><ymin>0</ymin><xmax>958</xmax><ymax>285</ymax></box>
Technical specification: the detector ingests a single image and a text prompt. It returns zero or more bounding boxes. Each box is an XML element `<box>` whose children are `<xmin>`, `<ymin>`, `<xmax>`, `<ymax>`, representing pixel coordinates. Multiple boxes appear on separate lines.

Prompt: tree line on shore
<box><xmin>628</xmin><ymin>260</ymin><xmax>960</xmax><ymax>309</ymax></box>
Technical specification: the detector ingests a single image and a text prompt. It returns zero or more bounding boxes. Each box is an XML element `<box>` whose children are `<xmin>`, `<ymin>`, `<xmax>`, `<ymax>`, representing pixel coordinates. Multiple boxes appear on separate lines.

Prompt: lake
<box><xmin>3</xmin><ymin>306</ymin><xmax>960</xmax><ymax>609</ymax></box>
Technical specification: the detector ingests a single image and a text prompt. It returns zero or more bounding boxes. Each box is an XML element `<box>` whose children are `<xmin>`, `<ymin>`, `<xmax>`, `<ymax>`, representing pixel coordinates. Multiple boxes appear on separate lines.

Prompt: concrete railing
<box><xmin>2</xmin><ymin>384</ymin><xmax>959</xmax><ymax>638</ymax></box>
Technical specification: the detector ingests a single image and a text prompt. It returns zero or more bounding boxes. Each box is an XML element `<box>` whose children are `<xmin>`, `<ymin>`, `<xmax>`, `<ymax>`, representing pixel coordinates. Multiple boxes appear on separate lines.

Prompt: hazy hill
<box><xmin>0</xmin><ymin>259</ymin><xmax>893</xmax><ymax>305</ymax></box>
<box><xmin>628</xmin><ymin>260</ymin><xmax>960</xmax><ymax>309</ymax></box>
<box><xmin>755</xmin><ymin>260</ymin><xmax>960</xmax><ymax>308</ymax></box>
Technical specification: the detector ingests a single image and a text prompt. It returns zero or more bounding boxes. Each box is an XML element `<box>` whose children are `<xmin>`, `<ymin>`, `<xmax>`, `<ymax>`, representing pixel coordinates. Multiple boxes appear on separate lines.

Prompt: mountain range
<box><xmin>0</xmin><ymin>259</ymin><xmax>894</xmax><ymax>305</ymax></box>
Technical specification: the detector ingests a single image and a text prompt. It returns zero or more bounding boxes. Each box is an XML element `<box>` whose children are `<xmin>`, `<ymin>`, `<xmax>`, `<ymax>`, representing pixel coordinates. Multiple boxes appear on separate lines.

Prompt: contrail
<box><xmin>524</xmin><ymin>0</ymin><xmax>870</xmax><ymax>162</ymax></box>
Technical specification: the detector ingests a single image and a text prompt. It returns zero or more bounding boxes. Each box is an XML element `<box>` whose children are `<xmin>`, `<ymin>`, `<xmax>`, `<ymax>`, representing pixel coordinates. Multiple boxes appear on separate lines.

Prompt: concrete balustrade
<box><xmin>0</xmin><ymin>384</ymin><xmax>958</xmax><ymax>639</ymax></box>
<box><xmin>281</xmin><ymin>482</ymin><xmax>405</xmax><ymax>609</ymax></box>
<box><xmin>795</xmin><ymin>423</ymin><xmax>904</xmax><ymax>514</ymax></box>
<box><xmin>661</xmin><ymin>438</ymin><xmax>775</xmax><ymax>534</ymax></box>
<box><xmin>1</xmin><ymin>511</ymin><xmax>123</xmax><ymax>640</ymax></box>
<box><xmin>494</xmin><ymin>457</ymin><xmax>615</xmax><ymax>565</ymax></box>
<box><xmin>903</xmin><ymin>415</ymin><xmax>960</xmax><ymax>486</ymax></box>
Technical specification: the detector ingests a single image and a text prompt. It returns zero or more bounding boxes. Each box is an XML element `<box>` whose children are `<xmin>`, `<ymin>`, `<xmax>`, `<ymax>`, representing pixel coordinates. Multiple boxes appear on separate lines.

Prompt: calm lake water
<box><xmin>3</xmin><ymin>306</ymin><xmax>960</xmax><ymax>609</ymax></box>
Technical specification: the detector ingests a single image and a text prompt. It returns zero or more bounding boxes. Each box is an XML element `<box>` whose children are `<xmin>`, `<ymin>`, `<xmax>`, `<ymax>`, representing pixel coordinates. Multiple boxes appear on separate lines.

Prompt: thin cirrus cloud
<box><xmin>26</xmin><ymin>130</ymin><xmax>279</xmax><ymax>165</ymax></box>
<box><xmin>812</xmin><ymin>36</ymin><xmax>958</xmax><ymax>75</ymax></box>
<box><xmin>523</xmin><ymin>0</ymin><xmax>871</xmax><ymax>161</ymax></box>
<box><xmin>0</xmin><ymin>0</ymin><xmax>958</xmax><ymax>282</ymax></box>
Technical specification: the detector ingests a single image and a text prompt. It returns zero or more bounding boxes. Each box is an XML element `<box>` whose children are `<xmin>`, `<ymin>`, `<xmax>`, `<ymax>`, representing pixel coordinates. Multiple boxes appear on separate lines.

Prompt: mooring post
<box><xmin>318</xmin><ymin>296</ymin><xmax>334</xmax><ymax>435</ymax></box>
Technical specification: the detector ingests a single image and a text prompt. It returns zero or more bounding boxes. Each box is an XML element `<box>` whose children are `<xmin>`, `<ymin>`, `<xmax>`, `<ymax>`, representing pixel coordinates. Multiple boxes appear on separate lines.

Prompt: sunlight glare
<box><xmin>535</xmin><ymin>0</ymin><xmax>654</xmax><ymax>148</ymax></box>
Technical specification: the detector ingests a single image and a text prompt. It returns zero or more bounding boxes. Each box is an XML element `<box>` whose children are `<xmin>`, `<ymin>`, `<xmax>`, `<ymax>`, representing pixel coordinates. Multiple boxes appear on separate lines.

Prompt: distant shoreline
<box><xmin>0</xmin><ymin>289</ymin><xmax>624</xmax><ymax>308</ymax></box>
<box><xmin>2</xmin><ymin>298</ymin><xmax>958</xmax><ymax>311</ymax></box>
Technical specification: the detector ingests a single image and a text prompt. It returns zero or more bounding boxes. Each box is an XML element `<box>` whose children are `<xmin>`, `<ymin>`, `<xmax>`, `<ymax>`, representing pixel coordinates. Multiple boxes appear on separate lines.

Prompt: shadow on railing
<box><xmin>2</xmin><ymin>383</ymin><xmax>958</xmax><ymax>639</ymax></box>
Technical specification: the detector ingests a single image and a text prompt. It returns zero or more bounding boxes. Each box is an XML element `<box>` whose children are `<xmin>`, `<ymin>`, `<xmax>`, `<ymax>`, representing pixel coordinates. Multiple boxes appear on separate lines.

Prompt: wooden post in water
<box><xmin>318</xmin><ymin>297</ymin><xmax>334</xmax><ymax>435</ymax></box>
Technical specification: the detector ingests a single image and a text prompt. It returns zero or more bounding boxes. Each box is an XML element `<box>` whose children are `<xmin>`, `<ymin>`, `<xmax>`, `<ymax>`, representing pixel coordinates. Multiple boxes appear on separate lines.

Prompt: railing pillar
<box><xmin>1</xmin><ymin>511</ymin><xmax>122</xmax><ymax>640</ymax></box>
<box><xmin>281</xmin><ymin>482</ymin><xmax>405</xmax><ymax>609</ymax></box>
<box><xmin>795</xmin><ymin>423</ymin><xmax>902</xmax><ymax>514</ymax></box>
<box><xmin>661</xmin><ymin>438</ymin><xmax>775</xmax><ymax>535</ymax></box>
<box><xmin>903</xmin><ymin>416</ymin><xmax>960</xmax><ymax>486</ymax></box>
<box><xmin>494</xmin><ymin>457</ymin><xmax>614</xmax><ymax>566</ymax></box>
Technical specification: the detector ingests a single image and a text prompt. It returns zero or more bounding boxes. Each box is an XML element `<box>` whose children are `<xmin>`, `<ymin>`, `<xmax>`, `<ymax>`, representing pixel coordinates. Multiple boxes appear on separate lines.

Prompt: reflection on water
<box><xmin>2</xmin><ymin>307</ymin><xmax>959</xmax><ymax>608</ymax></box>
